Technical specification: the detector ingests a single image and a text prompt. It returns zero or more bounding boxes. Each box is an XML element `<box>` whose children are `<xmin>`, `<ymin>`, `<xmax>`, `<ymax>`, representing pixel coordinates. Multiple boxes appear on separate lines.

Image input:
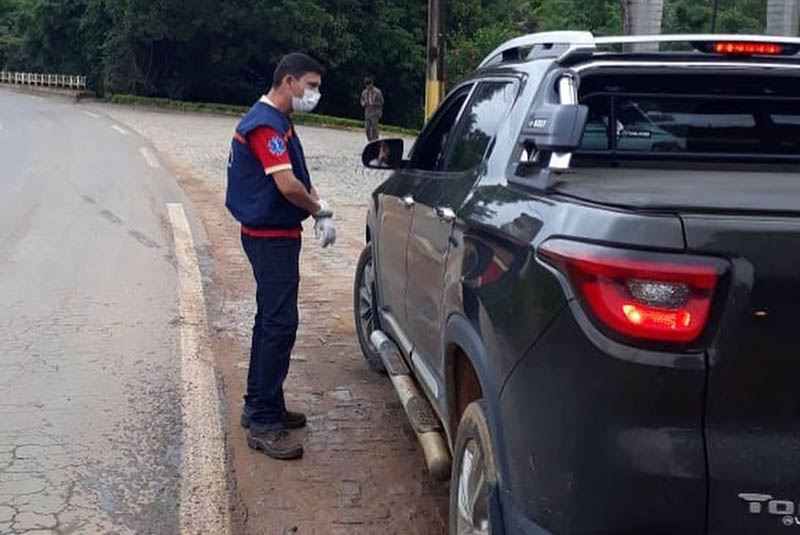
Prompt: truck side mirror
<box><xmin>362</xmin><ymin>139</ymin><xmax>405</xmax><ymax>169</ymax></box>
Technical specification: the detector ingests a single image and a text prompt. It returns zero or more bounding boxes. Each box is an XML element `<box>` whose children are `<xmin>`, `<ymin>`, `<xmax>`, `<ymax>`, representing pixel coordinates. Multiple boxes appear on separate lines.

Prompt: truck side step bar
<box><xmin>370</xmin><ymin>330</ymin><xmax>451</xmax><ymax>481</ymax></box>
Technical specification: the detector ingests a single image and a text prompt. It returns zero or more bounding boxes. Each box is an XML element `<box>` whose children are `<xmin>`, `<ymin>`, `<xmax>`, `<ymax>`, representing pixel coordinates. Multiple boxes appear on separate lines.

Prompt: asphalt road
<box><xmin>0</xmin><ymin>89</ymin><xmax>228</xmax><ymax>534</ymax></box>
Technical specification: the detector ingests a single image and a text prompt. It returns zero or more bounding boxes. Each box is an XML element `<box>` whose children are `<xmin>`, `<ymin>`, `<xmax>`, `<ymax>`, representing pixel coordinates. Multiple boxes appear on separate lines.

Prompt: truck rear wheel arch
<box><xmin>443</xmin><ymin>315</ymin><xmax>506</xmax><ymax>444</ymax></box>
<box><xmin>447</xmin><ymin>345</ymin><xmax>483</xmax><ymax>445</ymax></box>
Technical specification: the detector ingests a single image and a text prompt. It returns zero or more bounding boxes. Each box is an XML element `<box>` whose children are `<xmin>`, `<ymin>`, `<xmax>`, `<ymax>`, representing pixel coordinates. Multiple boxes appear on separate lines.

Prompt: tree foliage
<box><xmin>0</xmin><ymin>0</ymin><xmax>777</xmax><ymax>127</ymax></box>
<box><xmin>0</xmin><ymin>0</ymin><xmax>24</xmax><ymax>67</ymax></box>
<box><xmin>663</xmin><ymin>0</ymin><xmax>766</xmax><ymax>33</ymax></box>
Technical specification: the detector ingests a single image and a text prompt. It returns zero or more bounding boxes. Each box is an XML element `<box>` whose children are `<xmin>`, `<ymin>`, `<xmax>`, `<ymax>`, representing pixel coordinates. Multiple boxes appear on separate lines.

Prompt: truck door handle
<box><xmin>436</xmin><ymin>206</ymin><xmax>456</xmax><ymax>223</ymax></box>
<box><xmin>402</xmin><ymin>195</ymin><xmax>415</xmax><ymax>208</ymax></box>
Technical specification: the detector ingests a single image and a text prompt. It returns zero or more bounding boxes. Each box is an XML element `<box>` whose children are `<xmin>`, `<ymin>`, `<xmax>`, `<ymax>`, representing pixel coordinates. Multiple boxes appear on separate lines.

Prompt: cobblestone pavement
<box><xmin>86</xmin><ymin>103</ymin><xmax>449</xmax><ymax>535</ymax></box>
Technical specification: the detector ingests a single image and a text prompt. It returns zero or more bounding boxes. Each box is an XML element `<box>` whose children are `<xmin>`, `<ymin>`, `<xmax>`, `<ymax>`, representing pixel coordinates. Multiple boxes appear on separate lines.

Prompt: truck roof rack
<box><xmin>478</xmin><ymin>31</ymin><xmax>594</xmax><ymax>69</ymax></box>
<box><xmin>478</xmin><ymin>32</ymin><xmax>800</xmax><ymax>69</ymax></box>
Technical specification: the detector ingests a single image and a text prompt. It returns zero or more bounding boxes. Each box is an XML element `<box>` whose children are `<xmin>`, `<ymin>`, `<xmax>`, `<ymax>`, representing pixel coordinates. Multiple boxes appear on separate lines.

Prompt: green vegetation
<box><xmin>0</xmin><ymin>0</ymin><xmax>775</xmax><ymax>129</ymax></box>
<box><xmin>664</xmin><ymin>0</ymin><xmax>767</xmax><ymax>34</ymax></box>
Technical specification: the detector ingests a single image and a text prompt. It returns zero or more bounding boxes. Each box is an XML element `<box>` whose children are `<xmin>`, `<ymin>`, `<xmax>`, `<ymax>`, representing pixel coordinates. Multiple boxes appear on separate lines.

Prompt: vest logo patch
<box><xmin>268</xmin><ymin>136</ymin><xmax>286</xmax><ymax>156</ymax></box>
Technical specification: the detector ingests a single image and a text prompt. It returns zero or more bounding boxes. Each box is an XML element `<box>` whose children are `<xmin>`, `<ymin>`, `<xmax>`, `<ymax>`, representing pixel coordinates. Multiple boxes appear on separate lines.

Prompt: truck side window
<box><xmin>442</xmin><ymin>81</ymin><xmax>517</xmax><ymax>172</ymax></box>
<box><xmin>412</xmin><ymin>88</ymin><xmax>471</xmax><ymax>171</ymax></box>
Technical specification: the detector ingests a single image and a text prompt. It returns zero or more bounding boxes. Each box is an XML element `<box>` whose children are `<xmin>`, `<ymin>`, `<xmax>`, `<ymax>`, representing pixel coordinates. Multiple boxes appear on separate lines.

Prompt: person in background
<box><xmin>360</xmin><ymin>76</ymin><xmax>385</xmax><ymax>141</ymax></box>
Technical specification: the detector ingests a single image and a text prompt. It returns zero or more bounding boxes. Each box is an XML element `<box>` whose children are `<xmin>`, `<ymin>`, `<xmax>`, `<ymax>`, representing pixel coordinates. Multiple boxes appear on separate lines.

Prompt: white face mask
<box><xmin>292</xmin><ymin>87</ymin><xmax>321</xmax><ymax>113</ymax></box>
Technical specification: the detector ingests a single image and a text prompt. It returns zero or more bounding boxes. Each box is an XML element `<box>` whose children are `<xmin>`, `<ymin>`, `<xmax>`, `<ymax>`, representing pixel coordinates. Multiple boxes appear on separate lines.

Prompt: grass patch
<box><xmin>107</xmin><ymin>94</ymin><xmax>418</xmax><ymax>137</ymax></box>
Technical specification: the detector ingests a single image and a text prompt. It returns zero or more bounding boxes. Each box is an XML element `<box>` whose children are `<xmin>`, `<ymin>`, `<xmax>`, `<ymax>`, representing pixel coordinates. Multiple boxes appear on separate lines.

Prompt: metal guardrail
<box><xmin>0</xmin><ymin>71</ymin><xmax>87</xmax><ymax>90</ymax></box>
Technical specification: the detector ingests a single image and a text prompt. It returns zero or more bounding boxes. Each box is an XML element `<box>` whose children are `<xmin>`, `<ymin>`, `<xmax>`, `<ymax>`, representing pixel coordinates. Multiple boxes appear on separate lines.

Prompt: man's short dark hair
<box><xmin>272</xmin><ymin>53</ymin><xmax>325</xmax><ymax>89</ymax></box>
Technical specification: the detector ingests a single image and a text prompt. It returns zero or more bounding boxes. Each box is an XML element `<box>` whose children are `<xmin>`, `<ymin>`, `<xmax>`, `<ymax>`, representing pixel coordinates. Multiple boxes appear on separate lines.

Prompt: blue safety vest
<box><xmin>225</xmin><ymin>100</ymin><xmax>312</xmax><ymax>229</ymax></box>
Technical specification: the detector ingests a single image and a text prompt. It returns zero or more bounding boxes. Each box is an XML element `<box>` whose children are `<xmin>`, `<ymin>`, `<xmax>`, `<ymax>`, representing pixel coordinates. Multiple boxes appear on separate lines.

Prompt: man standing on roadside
<box><xmin>360</xmin><ymin>77</ymin><xmax>384</xmax><ymax>141</ymax></box>
<box><xmin>225</xmin><ymin>52</ymin><xmax>336</xmax><ymax>460</ymax></box>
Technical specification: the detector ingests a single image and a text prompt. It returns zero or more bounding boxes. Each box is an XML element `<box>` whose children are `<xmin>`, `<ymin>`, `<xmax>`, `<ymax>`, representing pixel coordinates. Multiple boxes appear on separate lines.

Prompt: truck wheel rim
<box><xmin>456</xmin><ymin>439</ymin><xmax>490</xmax><ymax>535</ymax></box>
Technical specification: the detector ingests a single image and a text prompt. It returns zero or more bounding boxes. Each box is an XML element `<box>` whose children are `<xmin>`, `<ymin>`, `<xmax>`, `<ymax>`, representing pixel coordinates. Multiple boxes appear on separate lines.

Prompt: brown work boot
<box><xmin>241</xmin><ymin>409</ymin><xmax>307</xmax><ymax>430</ymax></box>
<box><xmin>247</xmin><ymin>425</ymin><xmax>303</xmax><ymax>460</ymax></box>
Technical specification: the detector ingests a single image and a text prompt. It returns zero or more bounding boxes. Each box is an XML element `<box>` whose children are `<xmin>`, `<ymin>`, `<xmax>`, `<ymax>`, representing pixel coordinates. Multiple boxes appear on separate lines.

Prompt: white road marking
<box><xmin>167</xmin><ymin>203</ymin><xmax>232</xmax><ymax>535</ymax></box>
<box><xmin>82</xmin><ymin>110</ymin><xmax>100</xmax><ymax>118</ymax></box>
<box><xmin>139</xmin><ymin>147</ymin><xmax>160</xmax><ymax>168</ymax></box>
<box><xmin>111</xmin><ymin>125</ymin><xmax>128</xmax><ymax>135</ymax></box>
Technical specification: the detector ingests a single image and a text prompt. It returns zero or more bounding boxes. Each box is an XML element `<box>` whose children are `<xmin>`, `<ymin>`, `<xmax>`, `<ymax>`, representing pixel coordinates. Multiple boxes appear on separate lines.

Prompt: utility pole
<box><xmin>424</xmin><ymin>0</ymin><xmax>445</xmax><ymax>122</ymax></box>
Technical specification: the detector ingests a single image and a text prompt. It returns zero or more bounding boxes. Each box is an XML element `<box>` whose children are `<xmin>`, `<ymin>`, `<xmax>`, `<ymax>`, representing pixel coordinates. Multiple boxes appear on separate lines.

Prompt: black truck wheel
<box><xmin>353</xmin><ymin>244</ymin><xmax>386</xmax><ymax>373</ymax></box>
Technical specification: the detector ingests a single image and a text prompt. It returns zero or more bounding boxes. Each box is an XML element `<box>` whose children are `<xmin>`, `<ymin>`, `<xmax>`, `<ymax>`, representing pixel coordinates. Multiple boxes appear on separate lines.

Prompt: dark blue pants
<box><xmin>241</xmin><ymin>235</ymin><xmax>301</xmax><ymax>427</ymax></box>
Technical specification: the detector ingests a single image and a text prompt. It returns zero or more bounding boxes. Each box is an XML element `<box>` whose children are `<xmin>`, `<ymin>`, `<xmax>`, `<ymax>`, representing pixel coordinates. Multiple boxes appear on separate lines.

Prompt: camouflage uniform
<box><xmin>360</xmin><ymin>86</ymin><xmax>385</xmax><ymax>141</ymax></box>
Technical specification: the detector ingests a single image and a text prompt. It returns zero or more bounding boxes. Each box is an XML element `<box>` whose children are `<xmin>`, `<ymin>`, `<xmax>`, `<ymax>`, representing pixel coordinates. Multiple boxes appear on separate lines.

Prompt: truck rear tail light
<box><xmin>713</xmin><ymin>42</ymin><xmax>782</xmax><ymax>55</ymax></box>
<box><xmin>692</xmin><ymin>40</ymin><xmax>800</xmax><ymax>56</ymax></box>
<box><xmin>539</xmin><ymin>240</ymin><xmax>727</xmax><ymax>344</ymax></box>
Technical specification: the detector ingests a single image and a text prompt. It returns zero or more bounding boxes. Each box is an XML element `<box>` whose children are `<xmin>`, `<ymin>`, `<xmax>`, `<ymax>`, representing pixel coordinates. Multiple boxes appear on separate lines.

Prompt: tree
<box><xmin>664</xmin><ymin>0</ymin><xmax>766</xmax><ymax>34</ymax></box>
<box><xmin>1</xmin><ymin>0</ymin><xmax>782</xmax><ymax>129</ymax></box>
<box><xmin>622</xmin><ymin>0</ymin><xmax>664</xmax><ymax>50</ymax></box>
<box><xmin>0</xmin><ymin>0</ymin><xmax>24</xmax><ymax>69</ymax></box>
<box><xmin>447</xmin><ymin>23</ymin><xmax>519</xmax><ymax>86</ymax></box>
<box><xmin>533</xmin><ymin>0</ymin><xmax>623</xmax><ymax>34</ymax></box>
<box><xmin>766</xmin><ymin>0</ymin><xmax>800</xmax><ymax>35</ymax></box>
<box><xmin>445</xmin><ymin>0</ymin><xmax>624</xmax><ymax>87</ymax></box>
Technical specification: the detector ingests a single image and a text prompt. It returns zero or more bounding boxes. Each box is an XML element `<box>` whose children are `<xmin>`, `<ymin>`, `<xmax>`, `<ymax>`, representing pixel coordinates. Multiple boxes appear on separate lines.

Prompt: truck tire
<box><xmin>353</xmin><ymin>244</ymin><xmax>386</xmax><ymax>373</ymax></box>
<box><xmin>449</xmin><ymin>400</ymin><xmax>498</xmax><ymax>535</ymax></box>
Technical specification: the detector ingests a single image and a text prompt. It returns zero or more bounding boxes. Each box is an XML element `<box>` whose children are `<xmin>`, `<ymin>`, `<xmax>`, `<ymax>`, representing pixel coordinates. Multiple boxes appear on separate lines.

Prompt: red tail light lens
<box><xmin>713</xmin><ymin>42</ymin><xmax>782</xmax><ymax>55</ymax></box>
<box><xmin>539</xmin><ymin>240</ymin><xmax>727</xmax><ymax>344</ymax></box>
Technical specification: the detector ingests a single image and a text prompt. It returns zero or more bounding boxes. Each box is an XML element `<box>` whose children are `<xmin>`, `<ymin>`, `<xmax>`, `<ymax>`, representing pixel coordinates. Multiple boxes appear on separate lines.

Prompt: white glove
<box><xmin>314</xmin><ymin>216</ymin><xmax>337</xmax><ymax>248</ymax></box>
<box><xmin>313</xmin><ymin>199</ymin><xmax>333</xmax><ymax>219</ymax></box>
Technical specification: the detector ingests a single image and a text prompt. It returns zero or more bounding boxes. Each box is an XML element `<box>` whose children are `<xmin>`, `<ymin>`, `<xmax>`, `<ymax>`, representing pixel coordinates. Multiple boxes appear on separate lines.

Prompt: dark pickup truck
<box><xmin>354</xmin><ymin>32</ymin><xmax>800</xmax><ymax>535</ymax></box>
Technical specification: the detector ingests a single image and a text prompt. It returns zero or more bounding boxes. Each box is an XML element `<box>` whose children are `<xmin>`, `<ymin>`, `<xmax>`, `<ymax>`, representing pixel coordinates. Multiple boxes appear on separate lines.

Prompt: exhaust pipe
<box><xmin>371</xmin><ymin>330</ymin><xmax>451</xmax><ymax>480</ymax></box>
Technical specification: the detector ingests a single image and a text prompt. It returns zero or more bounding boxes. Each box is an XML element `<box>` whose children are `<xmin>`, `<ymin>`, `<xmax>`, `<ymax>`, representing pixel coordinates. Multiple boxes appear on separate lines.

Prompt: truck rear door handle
<box><xmin>402</xmin><ymin>195</ymin><xmax>415</xmax><ymax>208</ymax></box>
<box><xmin>436</xmin><ymin>206</ymin><xmax>456</xmax><ymax>223</ymax></box>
